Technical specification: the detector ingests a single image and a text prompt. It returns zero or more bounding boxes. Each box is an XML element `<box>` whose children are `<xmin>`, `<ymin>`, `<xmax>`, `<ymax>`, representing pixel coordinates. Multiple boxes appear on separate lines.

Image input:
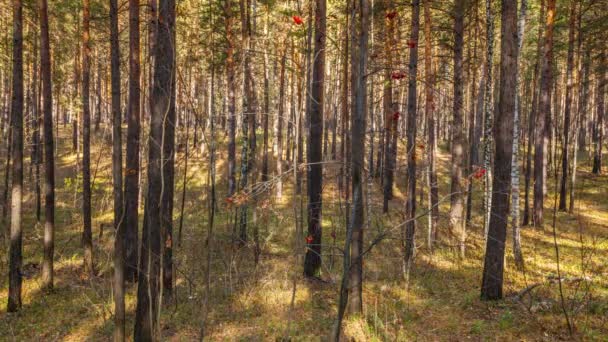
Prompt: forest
<box><xmin>0</xmin><ymin>0</ymin><xmax>607</xmax><ymax>340</ymax></box>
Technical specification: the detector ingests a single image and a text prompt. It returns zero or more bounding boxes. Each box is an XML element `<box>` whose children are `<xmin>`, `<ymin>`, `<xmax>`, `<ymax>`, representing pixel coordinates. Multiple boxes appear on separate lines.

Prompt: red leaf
<box><xmin>407</xmin><ymin>39</ymin><xmax>417</xmax><ymax>48</ymax></box>
<box><xmin>292</xmin><ymin>15</ymin><xmax>304</xmax><ymax>25</ymax></box>
<box><xmin>306</xmin><ymin>235</ymin><xmax>314</xmax><ymax>244</ymax></box>
<box><xmin>391</xmin><ymin>71</ymin><xmax>406</xmax><ymax>80</ymax></box>
<box><xmin>386</xmin><ymin>11</ymin><xmax>397</xmax><ymax>20</ymax></box>
<box><xmin>393</xmin><ymin>112</ymin><xmax>401</xmax><ymax>121</ymax></box>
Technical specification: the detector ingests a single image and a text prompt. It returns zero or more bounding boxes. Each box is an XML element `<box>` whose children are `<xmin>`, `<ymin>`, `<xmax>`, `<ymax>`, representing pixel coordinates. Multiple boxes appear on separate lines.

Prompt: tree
<box><xmin>82</xmin><ymin>0</ymin><xmax>94</xmax><ymax>275</ymax></box>
<box><xmin>304</xmin><ymin>0</ymin><xmax>326</xmax><ymax>278</ymax></box>
<box><xmin>39</xmin><ymin>0</ymin><xmax>55</xmax><ymax>291</ymax></box>
<box><xmin>511</xmin><ymin>0</ymin><xmax>526</xmax><ymax>270</ymax></box>
<box><xmin>534</xmin><ymin>0</ymin><xmax>556</xmax><ymax>227</ymax></box>
<box><xmin>7</xmin><ymin>0</ymin><xmax>24</xmax><ymax>313</ymax></box>
<box><xmin>134</xmin><ymin>0</ymin><xmax>176</xmax><ymax>338</ymax></box>
<box><xmin>404</xmin><ymin>0</ymin><xmax>420</xmax><ymax>280</ymax></box>
<box><xmin>559</xmin><ymin>0</ymin><xmax>576</xmax><ymax>210</ymax></box>
<box><xmin>450</xmin><ymin>0</ymin><xmax>466</xmax><ymax>257</ymax></box>
<box><xmin>481</xmin><ymin>0</ymin><xmax>517</xmax><ymax>300</ymax></box>
<box><xmin>424</xmin><ymin>0</ymin><xmax>438</xmax><ymax>250</ymax></box>
<box><xmin>226</xmin><ymin>0</ymin><xmax>237</xmax><ymax>198</ymax></box>
<box><xmin>382</xmin><ymin>0</ymin><xmax>395</xmax><ymax>213</ymax></box>
<box><xmin>124</xmin><ymin>0</ymin><xmax>141</xmax><ymax>284</ymax></box>
<box><xmin>110</xmin><ymin>0</ymin><xmax>125</xmax><ymax>338</ymax></box>
<box><xmin>592</xmin><ymin>50</ymin><xmax>606</xmax><ymax>174</ymax></box>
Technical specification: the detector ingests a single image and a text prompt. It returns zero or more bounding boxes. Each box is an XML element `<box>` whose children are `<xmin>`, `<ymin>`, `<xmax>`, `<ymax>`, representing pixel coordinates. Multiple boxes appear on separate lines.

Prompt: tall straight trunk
<box><xmin>511</xmin><ymin>0</ymin><xmax>526</xmax><ymax>271</ymax></box>
<box><xmin>592</xmin><ymin>50</ymin><xmax>606</xmax><ymax>174</ymax></box>
<box><xmin>125</xmin><ymin>0</ymin><xmax>141</xmax><ymax>283</ymax></box>
<box><xmin>110</xmin><ymin>0</ymin><xmax>124</xmax><ymax>339</ymax></box>
<box><xmin>572</xmin><ymin>49</ymin><xmax>590</xmax><ymax>212</ymax></box>
<box><xmin>94</xmin><ymin>60</ymin><xmax>102</xmax><ymax>132</ymax></box>
<box><xmin>226</xmin><ymin>0</ymin><xmax>236</xmax><ymax>197</ymax></box>
<box><xmin>404</xmin><ymin>0</ymin><xmax>420</xmax><ymax>280</ymax></box>
<box><xmin>276</xmin><ymin>51</ymin><xmax>286</xmax><ymax>199</ymax></box>
<box><xmin>534</xmin><ymin>0</ymin><xmax>556</xmax><ymax>227</ymax></box>
<box><xmin>450</xmin><ymin>0</ymin><xmax>465</xmax><ymax>257</ymax></box>
<box><xmin>559</xmin><ymin>1</ymin><xmax>576</xmax><ymax>209</ymax></box>
<box><xmin>523</xmin><ymin>0</ymin><xmax>544</xmax><ymax>226</ymax></box>
<box><xmin>481</xmin><ymin>0</ymin><xmax>517</xmax><ymax>300</ymax></box>
<box><xmin>261</xmin><ymin>29</ymin><xmax>270</xmax><ymax>182</ymax></box>
<box><xmin>82</xmin><ymin>0</ymin><xmax>94</xmax><ymax>275</ymax></box>
<box><xmin>482</xmin><ymin>0</ymin><xmax>494</xmax><ymax>236</ymax></box>
<box><xmin>346</xmin><ymin>0</ymin><xmax>369</xmax><ymax>315</ymax></box>
<box><xmin>424</xmin><ymin>0</ymin><xmax>438</xmax><ymax>250</ymax></box>
<box><xmin>7</xmin><ymin>0</ymin><xmax>24</xmax><ymax>313</ymax></box>
<box><xmin>134</xmin><ymin>0</ymin><xmax>175</xmax><ymax>339</ymax></box>
<box><xmin>39</xmin><ymin>0</ymin><xmax>55</xmax><ymax>291</ymax></box>
<box><xmin>340</xmin><ymin>13</ymin><xmax>350</xmax><ymax>203</ymax></box>
<box><xmin>466</xmin><ymin>3</ymin><xmax>479</xmax><ymax>224</ymax></box>
<box><xmin>304</xmin><ymin>0</ymin><xmax>326</xmax><ymax>278</ymax></box>
<box><xmin>382</xmin><ymin>0</ymin><xmax>395</xmax><ymax>213</ymax></box>
<box><xmin>31</xmin><ymin>34</ymin><xmax>41</xmax><ymax>222</ymax></box>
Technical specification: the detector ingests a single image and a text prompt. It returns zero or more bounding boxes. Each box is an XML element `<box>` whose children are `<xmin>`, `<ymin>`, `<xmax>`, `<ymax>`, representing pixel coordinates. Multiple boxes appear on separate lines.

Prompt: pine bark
<box><xmin>481</xmin><ymin>0</ymin><xmax>517</xmax><ymax>300</ymax></box>
<box><xmin>82</xmin><ymin>0</ymin><xmax>94</xmax><ymax>275</ymax></box>
<box><xmin>7</xmin><ymin>0</ymin><xmax>24</xmax><ymax>313</ymax></box>
<box><xmin>304</xmin><ymin>0</ymin><xmax>326</xmax><ymax>278</ymax></box>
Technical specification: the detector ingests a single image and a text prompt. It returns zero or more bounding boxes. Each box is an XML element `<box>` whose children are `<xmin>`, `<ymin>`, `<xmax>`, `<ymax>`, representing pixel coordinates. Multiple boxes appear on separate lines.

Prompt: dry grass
<box><xmin>0</xmin><ymin>126</ymin><xmax>606</xmax><ymax>341</ymax></box>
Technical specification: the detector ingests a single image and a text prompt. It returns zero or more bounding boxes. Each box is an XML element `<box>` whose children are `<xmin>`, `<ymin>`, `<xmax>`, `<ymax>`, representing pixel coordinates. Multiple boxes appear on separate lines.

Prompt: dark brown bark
<box><xmin>304</xmin><ymin>0</ymin><xmax>326</xmax><ymax>278</ymax></box>
<box><xmin>125</xmin><ymin>0</ymin><xmax>141</xmax><ymax>283</ymax></box>
<box><xmin>134</xmin><ymin>0</ymin><xmax>175</xmax><ymax>339</ymax></box>
<box><xmin>424</xmin><ymin>0</ymin><xmax>438</xmax><ymax>250</ymax></box>
<box><xmin>81</xmin><ymin>0</ymin><xmax>94</xmax><ymax>275</ymax></box>
<box><xmin>39</xmin><ymin>0</ymin><xmax>55</xmax><ymax>291</ymax></box>
<box><xmin>382</xmin><ymin>0</ymin><xmax>395</xmax><ymax>213</ymax></box>
<box><xmin>404</xmin><ymin>0</ymin><xmax>420</xmax><ymax>280</ymax></box>
<box><xmin>559</xmin><ymin>1</ymin><xmax>576</xmax><ymax>210</ymax></box>
<box><xmin>593</xmin><ymin>50</ymin><xmax>606</xmax><ymax>174</ymax></box>
<box><xmin>534</xmin><ymin>0</ymin><xmax>555</xmax><ymax>228</ymax></box>
<box><xmin>450</xmin><ymin>0</ymin><xmax>465</xmax><ymax>257</ymax></box>
<box><xmin>226</xmin><ymin>0</ymin><xmax>237</xmax><ymax>197</ymax></box>
<box><xmin>7</xmin><ymin>0</ymin><xmax>24</xmax><ymax>313</ymax></box>
<box><xmin>481</xmin><ymin>0</ymin><xmax>517</xmax><ymax>300</ymax></box>
<box><xmin>110</xmin><ymin>0</ymin><xmax>125</xmax><ymax>338</ymax></box>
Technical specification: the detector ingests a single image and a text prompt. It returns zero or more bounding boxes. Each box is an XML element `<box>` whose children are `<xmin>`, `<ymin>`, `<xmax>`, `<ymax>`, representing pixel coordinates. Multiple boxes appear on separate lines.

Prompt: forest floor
<box><xmin>0</xmin><ymin>126</ymin><xmax>607</xmax><ymax>341</ymax></box>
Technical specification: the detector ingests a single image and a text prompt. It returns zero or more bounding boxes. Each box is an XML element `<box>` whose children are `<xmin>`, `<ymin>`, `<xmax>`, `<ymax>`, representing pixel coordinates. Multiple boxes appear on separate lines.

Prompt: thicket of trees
<box><xmin>0</xmin><ymin>0</ymin><xmax>607</xmax><ymax>339</ymax></box>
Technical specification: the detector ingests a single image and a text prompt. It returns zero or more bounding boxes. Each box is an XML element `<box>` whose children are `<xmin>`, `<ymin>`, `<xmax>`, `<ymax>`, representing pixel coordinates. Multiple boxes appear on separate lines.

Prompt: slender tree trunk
<box><xmin>125</xmin><ymin>0</ymin><xmax>142</xmax><ymax>283</ymax></box>
<box><xmin>481</xmin><ymin>0</ymin><xmax>517</xmax><ymax>300</ymax></box>
<box><xmin>82</xmin><ymin>0</ymin><xmax>94</xmax><ymax>275</ymax></box>
<box><xmin>382</xmin><ymin>0</ymin><xmax>394</xmax><ymax>213</ymax></box>
<box><xmin>226</xmin><ymin>0</ymin><xmax>237</xmax><ymax>197</ymax></box>
<box><xmin>7</xmin><ymin>0</ymin><xmax>24</xmax><ymax>313</ymax></box>
<box><xmin>523</xmin><ymin>0</ymin><xmax>544</xmax><ymax>226</ymax></box>
<box><xmin>559</xmin><ymin>0</ymin><xmax>576</xmax><ymax>210</ymax></box>
<box><xmin>404</xmin><ymin>0</ymin><xmax>420</xmax><ymax>280</ymax></box>
<box><xmin>134</xmin><ymin>0</ymin><xmax>175</xmax><ymax>338</ymax></box>
<box><xmin>534</xmin><ymin>0</ymin><xmax>556</xmax><ymax>228</ymax></box>
<box><xmin>482</xmin><ymin>0</ymin><xmax>494</xmax><ymax>237</ymax></box>
<box><xmin>511</xmin><ymin>0</ymin><xmax>527</xmax><ymax>270</ymax></box>
<box><xmin>424</xmin><ymin>0</ymin><xmax>438</xmax><ymax>250</ymax></box>
<box><xmin>304</xmin><ymin>0</ymin><xmax>326</xmax><ymax>278</ymax></box>
<box><xmin>39</xmin><ymin>0</ymin><xmax>55</xmax><ymax>291</ymax></box>
<box><xmin>592</xmin><ymin>50</ymin><xmax>606</xmax><ymax>174</ymax></box>
<box><xmin>110</xmin><ymin>0</ymin><xmax>125</xmax><ymax>339</ymax></box>
<box><xmin>276</xmin><ymin>51</ymin><xmax>286</xmax><ymax>199</ymax></box>
<box><xmin>450</xmin><ymin>0</ymin><xmax>466</xmax><ymax>257</ymax></box>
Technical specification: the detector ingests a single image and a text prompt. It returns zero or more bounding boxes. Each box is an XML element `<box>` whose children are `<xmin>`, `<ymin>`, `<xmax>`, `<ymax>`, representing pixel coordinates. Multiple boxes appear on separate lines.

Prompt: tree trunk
<box><xmin>424</xmin><ymin>0</ymin><xmax>438</xmax><ymax>250</ymax></box>
<box><xmin>382</xmin><ymin>0</ymin><xmax>395</xmax><ymax>213</ymax></box>
<box><xmin>7</xmin><ymin>0</ymin><xmax>24</xmax><ymax>313</ymax></box>
<box><xmin>450</xmin><ymin>0</ymin><xmax>465</xmax><ymax>257</ymax></box>
<box><xmin>511</xmin><ymin>0</ymin><xmax>527</xmax><ymax>271</ymax></box>
<box><xmin>110</xmin><ymin>0</ymin><xmax>125</xmax><ymax>338</ymax></box>
<box><xmin>134</xmin><ymin>0</ymin><xmax>175</xmax><ymax>338</ymax></box>
<box><xmin>481</xmin><ymin>0</ymin><xmax>517</xmax><ymax>300</ymax></box>
<box><xmin>404</xmin><ymin>0</ymin><xmax>420</xmax><ymax>280</ymax></box>
<box><xmin>482</xmin><ymin>0</ymin><xmax>494</xmax><ymax>237</ymax></box>
<box><xmin>125</xmin><ymin>0</ymin><xmax>142</xmax><ymax>284</ymax></box>
<box><xmin>82</xmin><ymin>0</ymin><xmax>94</xmax><ymax>275</ymax></box>
<box><xmin>534</xmin><ymin>0</ymin><xmax>556</xmax><ymax>228</ymax></box>
<box><xmin>39</xmin><ymin>0</ymin><xmax>55</xmax><ymax>291</ymax></box>
<box><xmin>304</xmin><ymin>0</ymin><xmax>326</xmax><ymax>278</ymax></box>
<box><xmin>592</xmin><ymin>50</ymin><xmax>606</xmax><ymax>174</ymax></box>
<box><xmin>226</xmin><ymin>0</ymin><xmax>237</xmax><ymax>197</ymax></box>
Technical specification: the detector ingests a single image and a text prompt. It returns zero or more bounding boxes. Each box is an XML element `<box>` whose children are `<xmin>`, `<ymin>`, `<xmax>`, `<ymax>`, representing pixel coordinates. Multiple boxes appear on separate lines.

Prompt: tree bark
<box><xmin>534</xmin><ymin>0</ymin><xmax>556</xmax><ymax>228</ymax></box>
<box><xmin>304</xmin><ymin>0</ymin><xmax>326</xmax><ymax>278</ymax></box>
<box><xmin>450</xmin><ymin>0</ymin><xmax>466</xmax><ymax>257</ymax></box>
<box><xmin>7</xmin><ymin>0</ymin><xmax>24</xmax><ymax>313</ymax></box>
<box><xmin>481</xmin><ymin>0</ymin><xmax>517</xmax><ymax>300</ymax></box>
<box><xmin>82</xmin><ymin>0</ymin><xmax>94</xmax><ymax>275</ymax></box>
<box><xmin>592</xmin><ymin>50</ymin><xmax>606</xmax><ymax>174</ymax></box>
<box><xmin>404</xmin><ymin>0</ymin><xmax>420</xmax><ymax>280</ymax></box>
